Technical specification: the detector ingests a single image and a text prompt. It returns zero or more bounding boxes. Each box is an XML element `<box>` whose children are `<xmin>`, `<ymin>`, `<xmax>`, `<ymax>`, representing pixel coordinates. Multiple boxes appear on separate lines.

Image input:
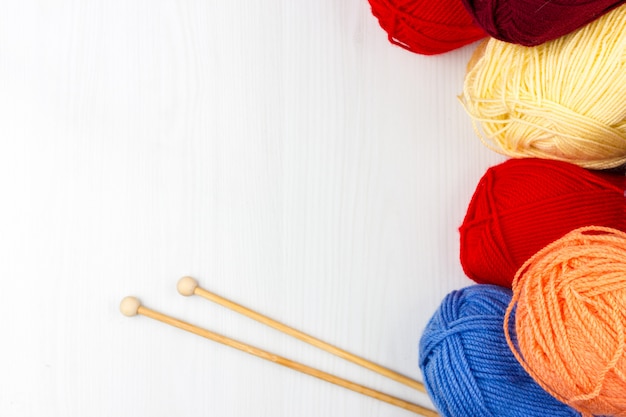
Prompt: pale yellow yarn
<box><xmin>461</xmin><ymin>4</ymin><xmax>626</xmax><ymax>170</ymax></box>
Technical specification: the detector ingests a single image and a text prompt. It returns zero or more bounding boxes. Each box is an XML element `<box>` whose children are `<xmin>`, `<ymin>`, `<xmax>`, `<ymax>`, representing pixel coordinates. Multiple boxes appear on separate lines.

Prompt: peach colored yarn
<box><xmin>504</xmin><ymin>226</ymin><xmax>626</xmax><ymax>417</ymax></box>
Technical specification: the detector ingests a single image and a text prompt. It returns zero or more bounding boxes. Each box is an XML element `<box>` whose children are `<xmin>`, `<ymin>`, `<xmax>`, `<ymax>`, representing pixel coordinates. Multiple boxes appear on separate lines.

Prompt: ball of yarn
<box><xmin>460</xmin><ymin>4</ymin><xmax>626</xmax><ymax>169</ymax></box>
<box><xmin>367</xmin><ymin>0</ymin><xmax>486</xmax><ymax>55</ymax></box>
<box><xmin>505</xmin><ymin>226</ymin><xmax>626</xmax><ymax>416</ymax></box>
<box><xmin>419</xmin><ymin>285</ymin><xmax>580</xmax><ymax>417</ymax></box>
<box><xmin>459</xmin><ymin>158</ymin><xmax>626</xmax><ymax>287</ymax></box>
<box><xmin>460</xmin><ymin>0</ymin><xmax>625</xmax><ymax>46</ymax></box>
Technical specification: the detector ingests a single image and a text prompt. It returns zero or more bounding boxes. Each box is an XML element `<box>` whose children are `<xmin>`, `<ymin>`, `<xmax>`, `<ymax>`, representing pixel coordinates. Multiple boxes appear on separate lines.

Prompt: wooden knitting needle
<box><xmin>177</xmin><ymin>276</ymin><xmax>427</xmax><ymax>394</ymax></box>
<box><xmin>120</xmin><ymin>296</ymin><xmax>438</xmax><ymax>417</ymax></box>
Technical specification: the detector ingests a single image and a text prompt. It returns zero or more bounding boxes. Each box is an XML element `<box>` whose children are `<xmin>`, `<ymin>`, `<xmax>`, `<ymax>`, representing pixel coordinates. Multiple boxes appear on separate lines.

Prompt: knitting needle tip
<box><xmin>177</xmin><ymin>276</ymin><xmax>199</xmax><ymax>296</ymax></box>
<box><xmin>120</xmin><ymin>296</ymin><xmax>142</xmax><ymax>317</ymax></box>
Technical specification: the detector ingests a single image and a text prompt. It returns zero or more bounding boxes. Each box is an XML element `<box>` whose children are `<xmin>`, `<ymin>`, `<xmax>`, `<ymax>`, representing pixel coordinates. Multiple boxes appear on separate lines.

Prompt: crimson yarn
<box><xmin>459</xmin><ymin>158</ymin><xmax>626</xmax><ymax>287</ymax></box>
<box><xmin>460</xmin><ymin>0</ymin><xmax>625</xmax><ymax>46</ymax></box>
<box><xmin>367</xmin><ymin>0</ymin><xmax>486</xmax><ymax>55</ymax></box>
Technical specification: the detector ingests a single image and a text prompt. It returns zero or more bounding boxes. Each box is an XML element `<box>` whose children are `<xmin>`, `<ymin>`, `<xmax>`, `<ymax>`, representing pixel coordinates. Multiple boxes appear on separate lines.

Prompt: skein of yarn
<box><xmin>367</xmin><ymin>0</ymin><xmax>486</xmax><ymax>55</ymax></box>
<box><xmin>459</xmin><ymin>158</ymin><xmax>626</xmax><ymax>287</ymax></box>
<box><xmin>460</xmin><ymin>0</ymin><xmax>625</xmax><ymax>46</ymax></box>
<box><xmin>505</xmin><ymin>226</ymin><xmax>626</xmax><ymax>417</ymax></box>
<box><xmin>419</xmin><ymin>285</ymin><xmax>580</xmax><ymax>417</ymax></box>
<box><xmin>460</xmin><ymin>4</ymin><xmax>626</xmax><ymax>169</ymax></box>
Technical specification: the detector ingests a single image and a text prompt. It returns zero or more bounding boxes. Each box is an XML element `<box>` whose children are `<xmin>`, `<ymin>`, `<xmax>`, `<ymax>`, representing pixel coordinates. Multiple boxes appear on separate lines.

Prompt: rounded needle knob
<box><xmin>120</xmin><ymin>296</ymin><xmax>142</xmax><ymax>317</ymax></box>
<box><xmin>177</xmin><ymin>276</ymin><xmax>199</xmax><ymax>296</ymax></box>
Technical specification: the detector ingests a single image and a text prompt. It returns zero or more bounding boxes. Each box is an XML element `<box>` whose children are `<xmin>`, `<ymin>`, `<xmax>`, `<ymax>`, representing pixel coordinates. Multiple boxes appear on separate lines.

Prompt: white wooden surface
<box><xmin>0</xmin><ymin>1</ymin><xmax>504</xmax><ymax>416</ymax></box>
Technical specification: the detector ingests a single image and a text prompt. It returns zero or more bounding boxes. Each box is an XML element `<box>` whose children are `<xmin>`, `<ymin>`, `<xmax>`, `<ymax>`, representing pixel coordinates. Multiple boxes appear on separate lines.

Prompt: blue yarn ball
<box><xmin>418</xmin><ymin>285</ymin><xmax>580</xmax><ymax>417</ymax></box>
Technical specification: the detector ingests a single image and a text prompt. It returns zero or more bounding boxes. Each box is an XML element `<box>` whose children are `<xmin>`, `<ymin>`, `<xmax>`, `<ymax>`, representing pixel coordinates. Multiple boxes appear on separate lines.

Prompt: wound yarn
<box><xmin>505</xmin><ymin>226</ymin><xmax>626</xmax><ymax>417</ymax></box>
<box><xmin>460</xmin><ymin>4</ymin><xmax>626</xmax><ymax>169</ymax></box>
<box><xmin>419</xmin><ymin>285</ymin><xmax>580</xmax><ymax>417</ymax></box>
<box><xmin>459</xmin><ymin>158</ymin><xmax>626</xmax><ymax>287</ymax></box>
<box><xmin>460</xmin><ymin>0</ymin><xmax>625</xmax><ymax>46</ymax></box>
<box><xmin>367</xmin><ymin>0</ymin><xmax>486</xmax><ymax>55</ymax></box>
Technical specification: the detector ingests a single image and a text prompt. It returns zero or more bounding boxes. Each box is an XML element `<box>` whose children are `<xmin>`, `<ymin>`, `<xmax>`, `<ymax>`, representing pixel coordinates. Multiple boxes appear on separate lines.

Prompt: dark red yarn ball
<box><xmin>459</xmin><ymin>158</ymin><xmax>626</xmax><ymax>287</ymax></box>
<box><xmin>460</xmin><ymin>0</ymin><xmax>626</xmax><ymax>46</ymax></box>
<box><xmin>367</xmin><ymin>0</ymin><xmax>486</xmax><ymax>55</ymax></box>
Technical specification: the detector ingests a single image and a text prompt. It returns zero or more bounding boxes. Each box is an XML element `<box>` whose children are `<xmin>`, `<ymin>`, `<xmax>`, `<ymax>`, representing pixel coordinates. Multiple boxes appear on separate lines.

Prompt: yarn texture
<box><xmin>461</xmin><ymin>4</ymin><xmax>626</xmax><ymax>169</ymax></box>
<box><xmin>460</xmin><ymin>0</ymin><xmax>625</xmax><ymax>46</ymax></box>
<box><xmin>367</xmin><ymin>0</ymin><xmax>486</xmax><ymax>55</ymax></box>
<box><xmin>419</xmin><ymin>285</ymin><xmax>580</xmax><ymax>417</ymax></box>
<box><xmin>505</xmin><ymin>226</ymin><xmax>626</xmax><ymax>417</ymax></box>
<box><xmin>459</xmin><ymin>158</ymin><xmax>626</xmax><ymax>287</ymax></box>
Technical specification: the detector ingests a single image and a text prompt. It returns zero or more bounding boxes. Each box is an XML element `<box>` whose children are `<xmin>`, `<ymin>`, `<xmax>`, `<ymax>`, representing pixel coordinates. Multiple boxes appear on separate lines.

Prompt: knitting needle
<box><xmin>177</xmin><ymin>276</ymin><xmax>427</xmax><ymax>394</ymax></box>
<box><xmin>119</xmin><ymin>296</ymin><xmax>438</xmax><ymax>417</ymax></box>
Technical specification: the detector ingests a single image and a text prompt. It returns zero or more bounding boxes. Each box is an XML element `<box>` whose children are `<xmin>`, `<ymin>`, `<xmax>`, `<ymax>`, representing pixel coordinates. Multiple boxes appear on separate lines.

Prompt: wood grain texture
<box><xmin>0</xmin><ymin>1</ymin><xmax>504</xmax><ymax>416</ymax></box>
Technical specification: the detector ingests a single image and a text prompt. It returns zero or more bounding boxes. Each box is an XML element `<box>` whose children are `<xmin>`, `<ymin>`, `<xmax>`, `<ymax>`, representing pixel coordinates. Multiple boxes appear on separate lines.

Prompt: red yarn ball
<box><xmin>367</xmin><ymin>0</ymin><xmax>486</xmax><ymax>55</ymax></box>
<box><xmin>460</xmin><ymin>0</ymin><xmax>626</xmax><ymax>46</ymax></box>
<box><xmin>459</xmin><ymin>158</ymin><xmax>626</xmax><ymax>287</ymax></box>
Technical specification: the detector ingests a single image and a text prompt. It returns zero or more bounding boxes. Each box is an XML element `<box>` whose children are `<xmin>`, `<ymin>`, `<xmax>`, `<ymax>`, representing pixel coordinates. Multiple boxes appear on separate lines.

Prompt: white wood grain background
<box><xmin>0</xmin><ymin>1</ymin><xmax>504</xmax><ymax>416</ymax></box>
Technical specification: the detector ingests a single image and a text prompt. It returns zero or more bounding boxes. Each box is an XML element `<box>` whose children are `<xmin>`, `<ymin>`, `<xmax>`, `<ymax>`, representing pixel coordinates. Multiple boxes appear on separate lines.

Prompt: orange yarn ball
<box><xmin>505</xmin><ymin>226</ymin><xmax>626</xmax><ymax>417</ymax></box>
